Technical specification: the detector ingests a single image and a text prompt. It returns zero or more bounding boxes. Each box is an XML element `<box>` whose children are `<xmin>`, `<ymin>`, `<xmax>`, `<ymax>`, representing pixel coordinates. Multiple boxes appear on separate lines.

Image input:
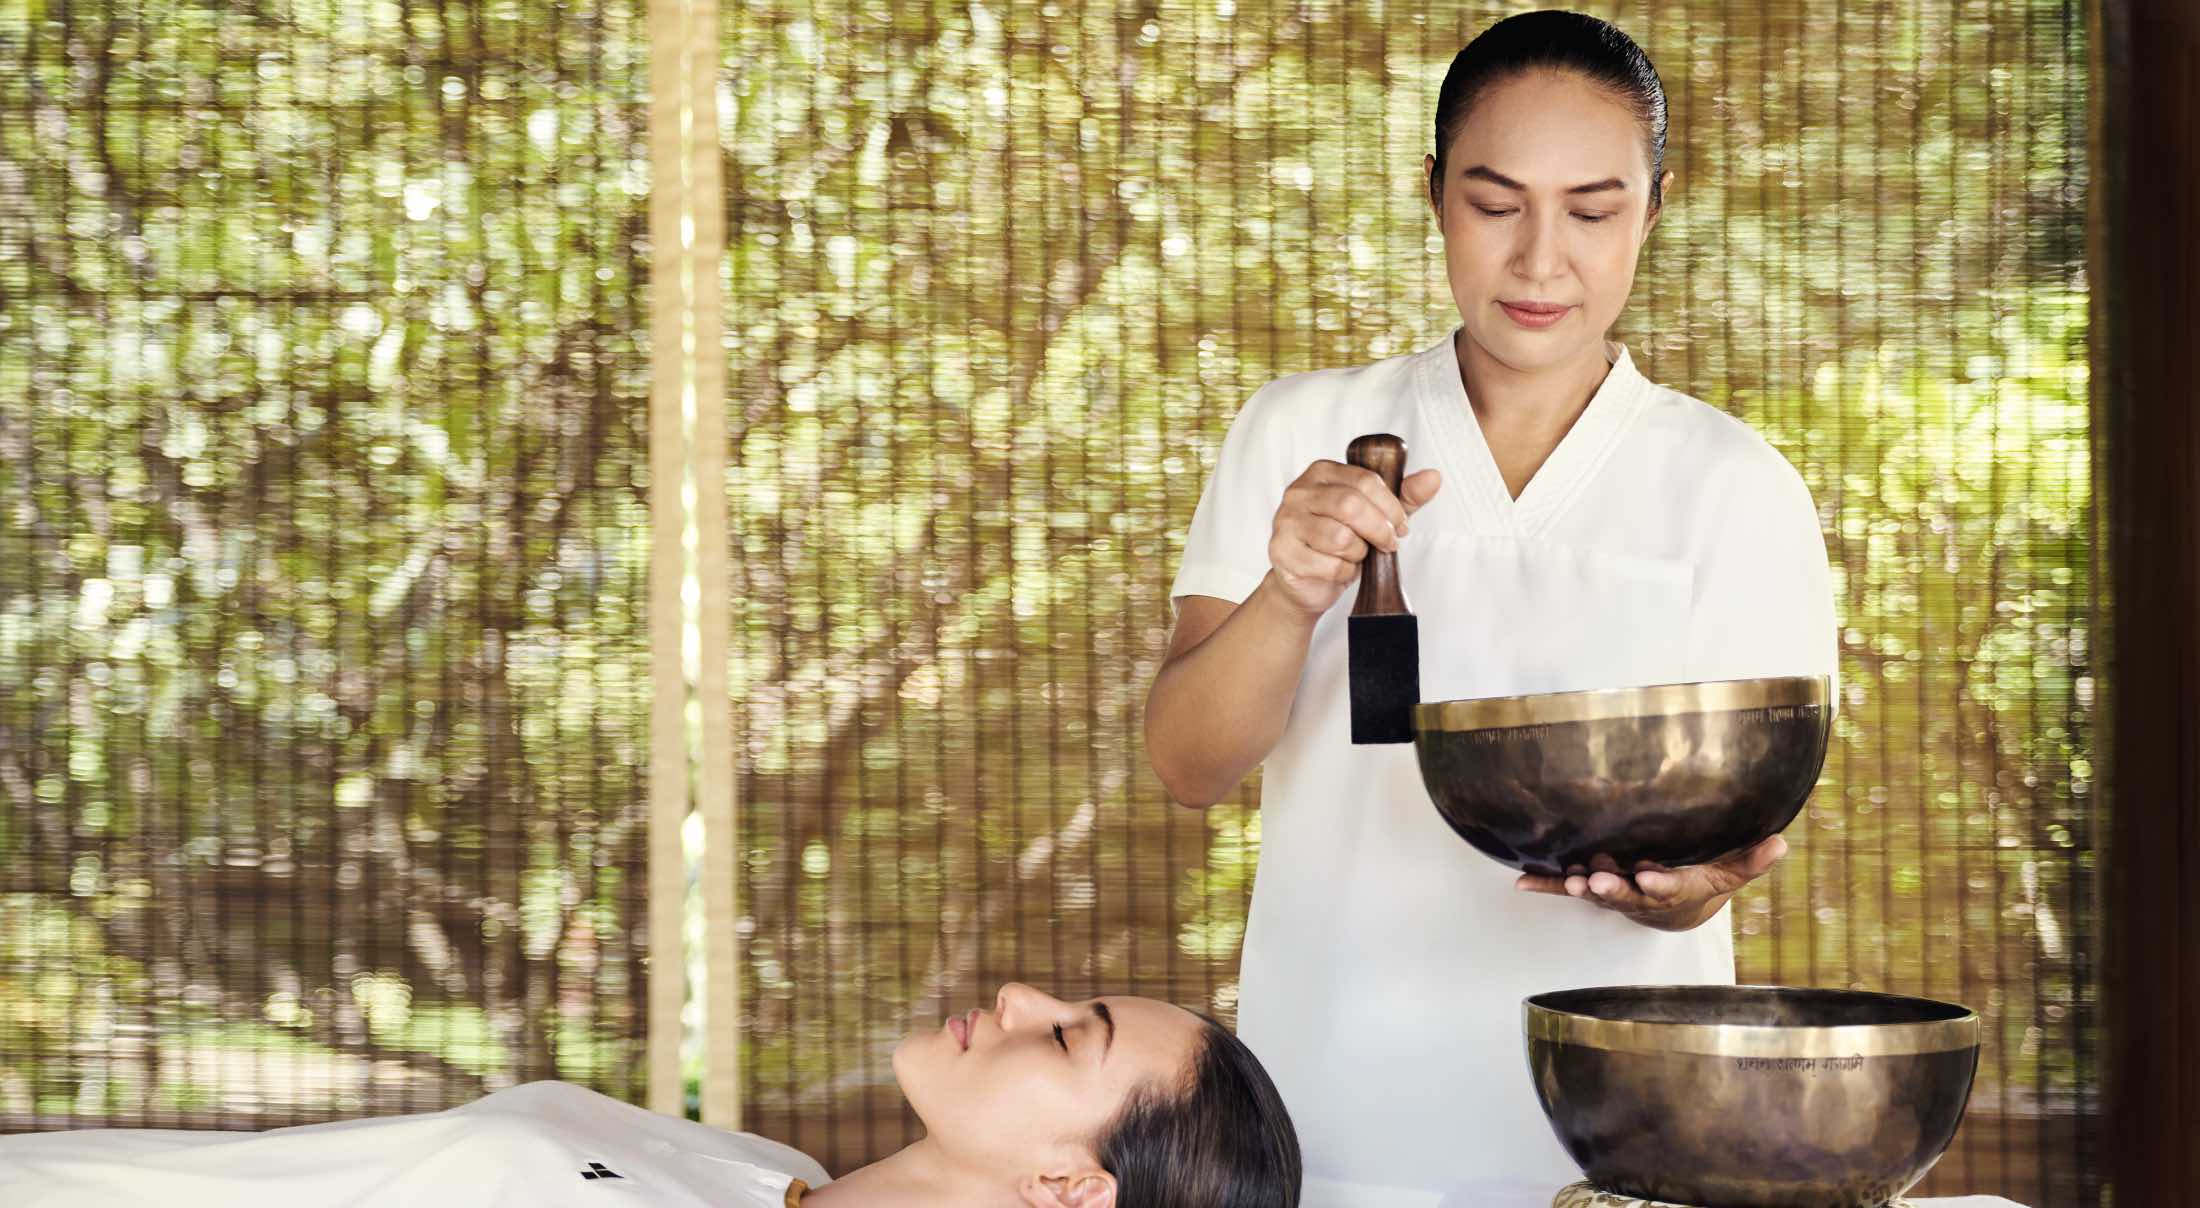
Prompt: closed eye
<box><xmin>1471</xmin><ymin>206</ymin><xmax>1610</xmax><ymax>224</ymax></box>
<box><xmin>1052</xmin><ymin>1024</ymin><xmax>1068</xmax><ymax>1052</ymax></box>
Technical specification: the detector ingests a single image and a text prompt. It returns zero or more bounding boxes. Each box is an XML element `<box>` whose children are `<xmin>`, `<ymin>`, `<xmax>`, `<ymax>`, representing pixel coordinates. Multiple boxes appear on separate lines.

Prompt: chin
<box><xmin>889</xmin><ymin>1031</ymin><xmax>922</xmax><ymax>1085</ymax></box>
<box><xmin>893</xmin><ymin>1024</ymin><xmax>953</xmax><ymax>1077</ymax></box>
<box><xmin>890</xmin><ymin>1044</ymin><xmax>941</xmax><ymax>1132</ymax></box>
<box><xmin>1478</xmin><ymin>321</ymin><xmax>1594</xmax><ymax>367</ymax></box>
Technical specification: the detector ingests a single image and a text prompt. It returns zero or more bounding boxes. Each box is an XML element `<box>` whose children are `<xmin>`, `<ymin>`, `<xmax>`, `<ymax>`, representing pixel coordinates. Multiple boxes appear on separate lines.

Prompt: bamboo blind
<box><xmin>1</xmin><ymin>0</ymin><xmax>662</xmax><ymax>1124</ymax></box>
<box><xmin>723</xmin><ymin>0</ymin><xmax>2098</xmax><ymax>1201</ymax></box>
<box><xmin>1</xmin><ymin>0</ymin><xmax>2101</xmax><ymax>1204</ymax></box>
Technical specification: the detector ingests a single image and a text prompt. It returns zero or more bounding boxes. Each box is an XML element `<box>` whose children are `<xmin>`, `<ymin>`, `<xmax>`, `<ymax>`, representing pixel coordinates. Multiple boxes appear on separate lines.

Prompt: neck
<box><xmin>1455</xmin><ymin>329</ymin><xmax>1613</xmax><ymax>433</ymax></box>
<box><xmin>1454</xmin><ymin>330</ymin><xmax>1616</xmax><ymax>498</ymax></box>
<box><xmin>802</xmin><ymin>1138</ymin><xmax>1019</xmax><ymax>1208</ymax></box>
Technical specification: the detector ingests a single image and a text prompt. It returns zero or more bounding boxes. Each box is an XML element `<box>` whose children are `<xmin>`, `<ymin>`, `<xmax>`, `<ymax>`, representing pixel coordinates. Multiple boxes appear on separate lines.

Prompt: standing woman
<box><xmin>1145</xmin><ymin>11</ymin><xmax>1836</xmax><ymax>1205</ymax></box>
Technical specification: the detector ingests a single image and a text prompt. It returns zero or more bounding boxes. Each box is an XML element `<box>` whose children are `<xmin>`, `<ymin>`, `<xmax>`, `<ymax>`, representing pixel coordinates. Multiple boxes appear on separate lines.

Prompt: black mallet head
<box><xmin>1345</xmin><ymin>433</ymin><xmax>1419</xmax><ymax>744</ymax></box>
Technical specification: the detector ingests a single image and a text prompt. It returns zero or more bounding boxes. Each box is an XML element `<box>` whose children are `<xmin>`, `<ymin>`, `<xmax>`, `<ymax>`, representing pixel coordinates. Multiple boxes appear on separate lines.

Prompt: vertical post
<box><xmin>644</xmin><ymin>0</ymin><xmax>693</xmax><ymax>1117</ymax></box>
<box><xmin>646</xmin><ymin>0</ymin><xmax>734</xmax><ymax>1123</ymax></box>
<box><xmin>680</xmin><ymin>0</ymin><xmax>741</xmax><ymax>1131</ymax></box>
<box><xmin>2095</xmin><ymin>0</ymin><xmax>2200</xmax><ymax>1196</ymax></box>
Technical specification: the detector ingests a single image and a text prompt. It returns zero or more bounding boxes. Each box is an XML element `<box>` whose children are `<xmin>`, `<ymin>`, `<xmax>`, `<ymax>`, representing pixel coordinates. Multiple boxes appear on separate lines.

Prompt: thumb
<box><xmin>1399</xmin><ymin>468</ymin><xmax>1443</xmax><ymax>513</ymax></box>
<box><xmin>1741</xmin><ymin>834</ymin><xmax>1790</xmax><ymax>877</ymax></box>
<box><xmin>1693</xmin><ymin>835</ymin><xmax>1789</xmax><ymax>895</ymax></box>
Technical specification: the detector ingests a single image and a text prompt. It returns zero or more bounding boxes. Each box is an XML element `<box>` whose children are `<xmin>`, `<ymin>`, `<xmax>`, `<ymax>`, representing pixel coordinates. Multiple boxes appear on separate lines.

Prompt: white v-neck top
<box><xmin>1171</xmin><ymin>331</ymin><xmax>1837</xmax><ymax>1205</ymax></box>
<box><xmin>0</xmin><ymin>1082</ymin><xmax>830</xmax><ymax>1208</ymax></box>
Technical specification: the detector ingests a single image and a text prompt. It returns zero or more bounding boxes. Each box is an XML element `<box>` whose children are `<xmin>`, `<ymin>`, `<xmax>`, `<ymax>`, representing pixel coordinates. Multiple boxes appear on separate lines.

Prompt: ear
<box><xmin>1424</xmin><ymin>152</ymin><xmax>1442</xmax><ymax>217</ymax></box>
<box><xmin>1018</xmin><ymin>1168</ymin><xmax>1118</xmax><ymax>1208</ymax></box>
<box><xmin>1646</xmin><ymin>169</ymin><xmax>1676</xmax><ymax>231</ymax></box>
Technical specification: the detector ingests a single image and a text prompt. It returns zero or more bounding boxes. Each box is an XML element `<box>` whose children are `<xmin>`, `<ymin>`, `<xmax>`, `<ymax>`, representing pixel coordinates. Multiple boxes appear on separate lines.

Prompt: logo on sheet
<box><xmin>580</xmin><ymin>1160</ymin><xmax>626</xmax><ymax>1181</ymax></box>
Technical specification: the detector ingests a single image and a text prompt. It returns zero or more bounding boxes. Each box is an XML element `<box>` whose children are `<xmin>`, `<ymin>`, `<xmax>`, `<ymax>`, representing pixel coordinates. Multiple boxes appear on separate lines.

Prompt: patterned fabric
<box><xmin>1553</xmin><ymin>1182</ymin><xmax>1918</xmax><ymax>1208</ymax></box>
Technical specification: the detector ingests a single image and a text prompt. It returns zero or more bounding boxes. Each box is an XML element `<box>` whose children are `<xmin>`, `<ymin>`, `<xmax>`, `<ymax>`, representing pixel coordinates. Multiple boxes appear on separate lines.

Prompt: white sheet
<box><xmin>0</xmin><ymin>1082</ymin><xmax>828</xmax><ymax>1208</ymax></box>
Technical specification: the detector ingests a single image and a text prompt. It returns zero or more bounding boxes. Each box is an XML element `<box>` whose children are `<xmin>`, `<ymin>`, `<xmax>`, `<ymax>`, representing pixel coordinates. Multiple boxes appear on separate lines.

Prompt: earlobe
<box><xmin>1018</xmin><ymin>1171</ymin><xmax>1118</xmax><ymax>1208</ymax></box>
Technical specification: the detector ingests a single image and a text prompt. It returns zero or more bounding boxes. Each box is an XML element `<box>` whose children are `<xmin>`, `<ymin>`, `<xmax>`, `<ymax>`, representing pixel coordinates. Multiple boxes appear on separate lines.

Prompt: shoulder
<box><xmin>1236</xmin><ymin>346</ymin><xmax>1426</xmax><ymax>430</ymax></box>
<box><xmin>1212</xmin><ymin>346</ymin><xmax>1434</xmax><ymax>484</ymax></box>
<box><xmin>1634</xmin><ymin>380</ymin><xmax>1814</xmax><ymax>505</ymax></box>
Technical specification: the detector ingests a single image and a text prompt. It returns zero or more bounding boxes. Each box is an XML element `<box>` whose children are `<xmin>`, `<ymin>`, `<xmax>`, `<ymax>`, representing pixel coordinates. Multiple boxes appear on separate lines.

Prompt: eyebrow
<box><xmin>1093</xmin><ymin>1001</ymin><xmax>1115</xmax><ymax>1063</ymax></box>
<box><xmin>1461</xmin><ymin>164</ymin><xmax>1628</xmax><ymax>195</ymax></box>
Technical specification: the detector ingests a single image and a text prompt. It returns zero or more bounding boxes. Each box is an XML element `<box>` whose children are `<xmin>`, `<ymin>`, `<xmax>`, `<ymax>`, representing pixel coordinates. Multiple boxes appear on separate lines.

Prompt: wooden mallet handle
<box><xmin>1347</xmin><ymin>433</ymin><xmax>1408</xmax><ymax>617</ymax></box>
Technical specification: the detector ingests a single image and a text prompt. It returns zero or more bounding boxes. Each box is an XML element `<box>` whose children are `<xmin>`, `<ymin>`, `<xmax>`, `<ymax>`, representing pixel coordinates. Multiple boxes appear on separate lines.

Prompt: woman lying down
<box><xmin>0</xmin><ymin>982</ymin><xmax>1301</xmax><ymax>1208</ymax></box>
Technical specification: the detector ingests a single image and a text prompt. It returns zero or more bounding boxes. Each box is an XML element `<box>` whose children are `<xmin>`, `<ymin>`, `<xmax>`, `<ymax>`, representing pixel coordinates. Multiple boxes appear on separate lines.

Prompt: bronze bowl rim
<box><xmin>1412</xmin><ymin>674</ymin><xmax>1832</xmax><ymax>734</ymax></box>
<box><xmin>1523</xmin><ymin>984</ymin><xmax>1981</xmax><ymax>1060</ymax></box>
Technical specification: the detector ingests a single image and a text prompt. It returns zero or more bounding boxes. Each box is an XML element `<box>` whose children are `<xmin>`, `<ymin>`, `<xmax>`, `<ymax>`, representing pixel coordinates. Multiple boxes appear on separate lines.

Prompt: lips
<box><xmin>948</xmin><ymin>1010</ymin><xmax>973</xmax><ymax>1051</ymax></box>
<box><xmin>1499</xmin><ymin>300</ymin><xmax>1574</xmax><ymax>329</ymax></box>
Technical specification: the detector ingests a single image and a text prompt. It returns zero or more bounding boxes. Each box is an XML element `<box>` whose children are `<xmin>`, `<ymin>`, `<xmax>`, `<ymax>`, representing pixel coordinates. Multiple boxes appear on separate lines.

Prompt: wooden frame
<box><xmin>2094</xmin><ymin>0</ymin><xmax>2200</xmax><ymax>1195</ymax></box>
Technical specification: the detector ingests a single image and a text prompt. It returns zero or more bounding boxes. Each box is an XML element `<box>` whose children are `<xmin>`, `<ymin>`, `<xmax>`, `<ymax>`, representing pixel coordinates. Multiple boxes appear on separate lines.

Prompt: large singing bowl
<box><xmin>1410</xmin><ymin>676</ymin><xmax>1832</xmax><ymax>876</ymax></box>
<box><xmin>1525</xmin><ymin>985</ymin><xmax>1981</xmax><ymax>1208</ymax></box>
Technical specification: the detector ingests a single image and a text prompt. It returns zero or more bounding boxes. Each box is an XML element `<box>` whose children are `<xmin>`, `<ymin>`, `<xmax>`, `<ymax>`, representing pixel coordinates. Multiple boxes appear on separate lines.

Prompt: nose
<box><xmin>993</xmin><ymin>982</ymin><xmax>1064</xmax><ymax>1031</ymax></box>
<box><xmin>1512</xmin><ymin>210</ymin><xmax>1565</xmax><ymax>283</ymax></box>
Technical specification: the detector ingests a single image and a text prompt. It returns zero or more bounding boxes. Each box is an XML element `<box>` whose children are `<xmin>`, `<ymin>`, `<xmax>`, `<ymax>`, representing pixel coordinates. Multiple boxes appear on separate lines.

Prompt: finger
<box><xmin>1268</xmin><ymin>534</ymin><xmax>1361</xmax><ymax>588</ymax></box>
<box><xmin>1398</xmin><ymin>468</ymin><xmax>1443</xmax><ymax>516</ymax></box>
<box><xmin>1274</xmin><ymin>511</ymin><xmax>1366</xmax><ymax>565</ymax></box>
<box><xmin>1289</xmin><ymin>513</ymin><xmax>1369</xmax><ymax>561</ymax></box>
<box><xmin>1563</xmin><ymin>873</ymin><xmax>1591</xmax><ymax>899</ymax></box>
<box><xmin>1734</xmin><ymin>834</ymin><xmax>1790</xmax><ymax>877</ymax></box>
<box><xmin>1515</xmin><ymin>873</ymin><xmax>1570</xmax><ymax>896</ymax></box>
<box><xmin>1655</xmin><ymin>835</ymin><xmax>1788</xmax><ymax>898</ymax></box>
<box><xmin>1279</xmin><ymin>467</ymin><xmax>1394</xmax><ymax>552</ymax></box>
<box><xmin>1321</xmin><ymin>481</ymin><xmax>1406</xmax><ymax>551</ymax></box>
<box><xmin>1640</xmin><ymin>836</ymin><xmax>1791</xmax><ymax>900</ymax></box>
<box><xmin>1334</xmin><ymin>468</ymin><xmax>1411</xmax><ymax>541</ymax></box>
<box><xmin>1283</xmin><ymin>483</ymin><xmax>1394</xmax><ymax>555</ymax></box>
<box><xmin>1586</xmin><ymin>870</ymin><xmax>1654</xmax><ymax>912</ymax></box>
<box><xmin>1630</xmin><ymin>864</ymin><xmax>1701</xmax><ymax>904</ymax></box>
<box><xmin>1290</xmin><ymin>459</ymin><xmax>1350</xmax><ymax>489</ymax></box>
<box><xmin>1586</xmin><ymin>854</ymin><xmax>1642</xmax><ymax>901</ymax></box>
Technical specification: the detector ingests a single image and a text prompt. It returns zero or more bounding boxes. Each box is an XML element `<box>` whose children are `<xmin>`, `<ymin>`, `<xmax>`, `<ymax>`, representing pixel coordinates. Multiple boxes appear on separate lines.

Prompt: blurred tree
<box><xmin>0</xmin><ymin>0</ymin><xmax>657</xmax><ymax>1122</ymax></box>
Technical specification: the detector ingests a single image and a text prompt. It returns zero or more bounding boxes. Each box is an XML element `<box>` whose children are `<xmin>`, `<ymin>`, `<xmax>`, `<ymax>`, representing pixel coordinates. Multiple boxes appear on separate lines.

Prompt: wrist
<box><xmin>1251</xmin><ymin>570</ymin><xmax>1331</xmax><ymax>634</ymax></box>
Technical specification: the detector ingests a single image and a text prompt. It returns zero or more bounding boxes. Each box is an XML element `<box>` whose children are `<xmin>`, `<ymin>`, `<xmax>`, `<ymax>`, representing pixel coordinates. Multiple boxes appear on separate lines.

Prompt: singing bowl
<box><xmin>1524</xmin><ymin>985</ymin><xmax>1981</xmax><ymax>1208</ymax></box>
<box><xmin>1409</xmin><ymin>676</ymin><xmax>1832</xmax><ymax>877</ymax></box>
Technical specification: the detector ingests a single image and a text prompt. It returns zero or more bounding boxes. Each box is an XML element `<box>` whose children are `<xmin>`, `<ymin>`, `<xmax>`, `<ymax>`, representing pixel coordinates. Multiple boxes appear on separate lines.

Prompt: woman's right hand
<box><xmin>1266</xmin><ymin>460</ymin><xmax>1443</xmax><ymax>617</ymax></box>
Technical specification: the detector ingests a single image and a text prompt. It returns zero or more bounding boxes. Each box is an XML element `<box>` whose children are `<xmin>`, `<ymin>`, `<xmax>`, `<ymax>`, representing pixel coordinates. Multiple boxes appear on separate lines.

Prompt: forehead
<box><xmin>1444</xmin><ymin>70</ymin><xmax>1649</xmax><ymax>183</ymax></box>
<box><xmin>1099</xmin><ymin>996</ymin><xmax>1202</xmax><ymax>1065</ymax></box>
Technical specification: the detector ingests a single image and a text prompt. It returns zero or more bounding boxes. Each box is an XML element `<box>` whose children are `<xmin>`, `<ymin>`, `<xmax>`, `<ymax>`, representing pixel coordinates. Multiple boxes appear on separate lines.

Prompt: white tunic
<box><xmin>0</xmin><ymin>1082</ymin><xmax>830</xmax><ymax>1208</ymax></box>
<box><xmin>1171</xmin><ymin>331</ymin><xmax>1837</xmax><ymax>1206</ymax></box>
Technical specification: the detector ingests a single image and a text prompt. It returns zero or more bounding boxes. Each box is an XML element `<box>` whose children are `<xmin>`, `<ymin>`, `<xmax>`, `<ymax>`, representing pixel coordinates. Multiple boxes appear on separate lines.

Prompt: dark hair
<box><xmin>1429</xmin><ymin>10</ymin><xmax>1669</xmax><ymax>212</ymax></box>
<box><xmin>1096</xmin><ymin>1015</ymin><xmax>1302</xmax><ymax>1208</ymax></box>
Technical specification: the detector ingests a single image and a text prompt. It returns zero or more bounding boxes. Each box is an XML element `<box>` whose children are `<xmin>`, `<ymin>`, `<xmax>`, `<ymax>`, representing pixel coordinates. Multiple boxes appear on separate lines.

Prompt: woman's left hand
<box><xmin>1514</xmin><ymin>836</ymin><xmax>1789</xmax><ymax>932</ymax></box>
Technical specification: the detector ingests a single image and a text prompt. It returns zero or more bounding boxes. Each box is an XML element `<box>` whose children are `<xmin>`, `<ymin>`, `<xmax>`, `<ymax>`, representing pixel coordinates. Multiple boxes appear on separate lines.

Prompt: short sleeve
<box><xmin>1170</xmin><ymin>382</ymin><xmax>1297</xmax><ymax>608</ymax></box>
<box><xmin>1685</xmin><ymin>453</ymin><xmax>1841</xmax><ymax>700</ymax></box>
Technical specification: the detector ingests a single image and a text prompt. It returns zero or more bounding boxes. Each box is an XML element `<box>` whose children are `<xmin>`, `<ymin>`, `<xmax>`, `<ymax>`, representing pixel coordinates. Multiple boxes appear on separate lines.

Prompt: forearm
<box><xmin>1144</xmin><ymin>573</ymin><xmax>1322</xmax><ymax>806</ymax></box>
